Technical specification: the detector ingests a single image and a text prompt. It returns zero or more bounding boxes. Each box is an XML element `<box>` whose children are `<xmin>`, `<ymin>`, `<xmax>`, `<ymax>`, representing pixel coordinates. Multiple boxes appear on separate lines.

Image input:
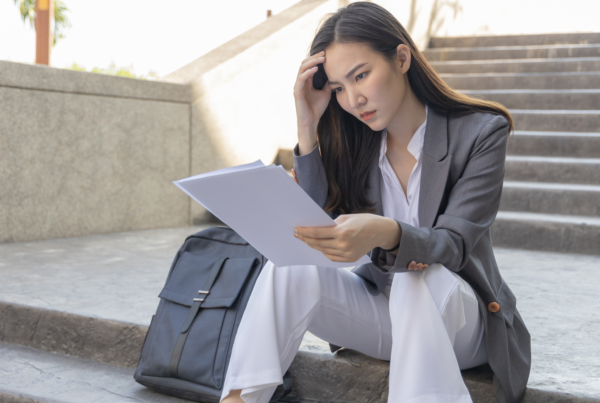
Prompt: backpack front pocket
<box><xmin>145</xmin><ymin>252</ymin><xmax>257</xmax><ymax>389</ymax></box>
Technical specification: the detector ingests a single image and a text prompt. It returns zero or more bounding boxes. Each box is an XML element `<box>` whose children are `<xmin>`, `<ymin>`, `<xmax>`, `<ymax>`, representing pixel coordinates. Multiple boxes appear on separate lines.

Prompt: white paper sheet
<box><xmin>173</xmin><ymin>162</ymin><xmax>372</xmax><ymax>268</ymax></box>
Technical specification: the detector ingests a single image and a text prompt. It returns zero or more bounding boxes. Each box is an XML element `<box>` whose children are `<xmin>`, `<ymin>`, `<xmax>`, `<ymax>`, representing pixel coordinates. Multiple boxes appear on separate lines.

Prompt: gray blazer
<box><xmin>292</xmin><ymin>107</ymin><xmax>531</xmax><ymax>403</ymax></box>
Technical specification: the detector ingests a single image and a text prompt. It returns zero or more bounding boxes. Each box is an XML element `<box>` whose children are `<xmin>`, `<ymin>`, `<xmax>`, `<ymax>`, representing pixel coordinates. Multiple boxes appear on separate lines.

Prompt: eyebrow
<box><xmin>327</xmin><ymin>62</ymin><xmax>368</xmax><ymax>85</ymax></box>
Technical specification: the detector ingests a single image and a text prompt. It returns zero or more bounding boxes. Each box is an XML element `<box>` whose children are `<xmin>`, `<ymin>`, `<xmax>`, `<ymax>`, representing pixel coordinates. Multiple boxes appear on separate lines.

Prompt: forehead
<box><xmin>323</xmin><ymin>42</ymin><xmax>383</xmax><ymax>80</ymax></box>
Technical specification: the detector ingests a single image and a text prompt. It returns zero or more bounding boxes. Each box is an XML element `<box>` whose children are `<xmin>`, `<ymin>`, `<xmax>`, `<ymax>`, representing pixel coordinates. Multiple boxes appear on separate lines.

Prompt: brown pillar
<box><xmin>35</xmin><ymin>0</ymin><xmax>54</xmax><ymax>65</ymax></box>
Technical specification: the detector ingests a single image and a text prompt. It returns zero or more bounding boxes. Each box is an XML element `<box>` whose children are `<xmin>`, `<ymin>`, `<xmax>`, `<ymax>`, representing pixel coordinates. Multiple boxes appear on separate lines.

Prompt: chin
<box><xmin>366</xmin><ymin>120</ymin><xmax>386</xmax><ymax>132</ymax></box>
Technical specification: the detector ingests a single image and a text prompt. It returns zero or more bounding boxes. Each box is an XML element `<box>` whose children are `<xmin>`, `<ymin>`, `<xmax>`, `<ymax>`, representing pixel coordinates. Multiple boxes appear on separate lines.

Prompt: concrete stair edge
<box><xmin>422</xmin><ymin>44</ymin><xmax>600</xmax><ymax>62</ymax></box>
<box><xmin>2</xmin><ymin>301</ymin><xmax>596</xmax><ymax>403</ymax></box>
<box><xmin>428</xmin><ymin>32</ymin><xmax>600</xmax><ymax>49</ymax></box>
<box><xmin>492</xmin><ymin>212</ymin><xmax>600</xmax><ymax>255</ymax></box>
<box><xmin>1</xmin><ymin>341</ymin><xmax>597</xmax><ymax>403</ymax></box>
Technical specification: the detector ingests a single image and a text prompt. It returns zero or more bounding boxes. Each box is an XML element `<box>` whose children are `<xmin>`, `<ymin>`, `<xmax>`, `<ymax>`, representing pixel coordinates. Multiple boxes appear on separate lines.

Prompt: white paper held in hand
<box><xmin>173</xmin><ymin>160</ymin><xmax>372</xmax><ymax>268</ymax></box>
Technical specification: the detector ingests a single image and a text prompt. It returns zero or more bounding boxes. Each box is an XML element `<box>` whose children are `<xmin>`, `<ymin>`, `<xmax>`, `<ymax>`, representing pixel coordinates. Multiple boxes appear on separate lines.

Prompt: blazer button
<box><xmin>488</xmin><ymin>302</ymin><xmax>500</xmax><ymax>313</ymax></box>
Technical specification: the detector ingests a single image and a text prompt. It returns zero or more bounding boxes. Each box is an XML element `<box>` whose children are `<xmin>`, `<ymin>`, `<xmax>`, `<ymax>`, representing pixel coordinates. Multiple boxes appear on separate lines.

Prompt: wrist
<box><xmin>376</xmin><ymin>217</ymin><xmax>401</xmax><ymax>251</ymax></box>
<box><xmin>297</xmin><ymin>126</ymin><xmax>318</xmax><ymax>156</ymax></box>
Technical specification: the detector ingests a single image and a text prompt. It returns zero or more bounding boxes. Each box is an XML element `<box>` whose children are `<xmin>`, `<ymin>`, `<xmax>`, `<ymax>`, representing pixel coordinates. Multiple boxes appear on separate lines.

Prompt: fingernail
<box><xmin>294</xmin><ymin>229</ymin><xmax>298</xmax><ymax>235</ymax></box>
<box><xmin>318</xmin><ymin>57</ymin><xmax>324</xmax><ymax>60</ymax></box>
<box><xmin>320</xmin><ymin>51</ymin><xmax>325</xmax><ymax>54</ymax></box>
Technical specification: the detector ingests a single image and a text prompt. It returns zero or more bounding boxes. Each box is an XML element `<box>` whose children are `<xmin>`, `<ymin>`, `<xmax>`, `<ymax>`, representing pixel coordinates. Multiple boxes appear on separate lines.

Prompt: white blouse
<box><xmin>379</xmin><ymin>104</ymin><xmax>428</xmax><ymax>298</ymax></box>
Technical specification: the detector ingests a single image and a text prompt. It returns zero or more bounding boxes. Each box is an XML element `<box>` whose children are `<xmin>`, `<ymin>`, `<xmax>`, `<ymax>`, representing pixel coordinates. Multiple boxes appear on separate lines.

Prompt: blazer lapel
<box><xmin>419</xmin><ymin>108</ymin><xmax>451</xmax><ymax>228</ymax></box>
<box><xmin>366</xmin><ymin>107</ymin><xmax>451</xmax><ymax>228</ymax></box>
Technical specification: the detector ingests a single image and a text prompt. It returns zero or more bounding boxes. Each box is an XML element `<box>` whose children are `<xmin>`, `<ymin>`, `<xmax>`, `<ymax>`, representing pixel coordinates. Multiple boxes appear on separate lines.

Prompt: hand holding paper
<box><xmin>173</xmin><ymin>161</ymin><xmax>372</xmax><ymax>268</ymax></box>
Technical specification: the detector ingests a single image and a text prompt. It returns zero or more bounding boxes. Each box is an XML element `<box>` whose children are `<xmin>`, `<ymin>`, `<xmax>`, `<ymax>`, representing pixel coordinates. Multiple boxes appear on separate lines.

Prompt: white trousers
<box><xmin>220</xmin><ymin>261</ymin><xmax>487</xmax><ymax>403</ymax></box>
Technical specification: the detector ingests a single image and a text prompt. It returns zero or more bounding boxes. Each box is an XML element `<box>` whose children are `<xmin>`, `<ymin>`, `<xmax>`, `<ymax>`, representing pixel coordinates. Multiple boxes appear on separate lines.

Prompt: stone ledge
<box><xmin>1</xmin><ymin>302</ymin><xmax>597</xmax><ymax>403</ymax></box>
<box><xmin>0</xmin><ymin>301</ymin><xmax>146</xmax><ymax>369</ymax></box>
<box><xmin>0</xmin><ymin>60</ymin><xmax>192</xmax><ymax>104</ymax></box>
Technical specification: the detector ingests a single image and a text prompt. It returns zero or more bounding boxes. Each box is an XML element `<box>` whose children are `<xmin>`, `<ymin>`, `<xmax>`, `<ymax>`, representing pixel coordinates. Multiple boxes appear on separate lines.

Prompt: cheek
<box><xmin>335</xmin><ymin>93</ymin><xmax>352</xmax><ymax>113</ymax></box>
<box><xmin>375</xmin><ymin>74</ymin><xmax>398</xmax><ymax>103</ymax></box>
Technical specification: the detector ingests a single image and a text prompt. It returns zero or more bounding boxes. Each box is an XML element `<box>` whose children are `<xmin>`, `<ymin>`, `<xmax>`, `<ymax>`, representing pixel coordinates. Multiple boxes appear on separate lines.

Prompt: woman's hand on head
<box><xmin>294</xmin><ymin>51</ymin><xmax>332</xmax><ymax>155</ymax></box>
<box><xmin>294</xmin><ymin>214</ymin><xmax>401</xmax><ymax>263</ymax></box>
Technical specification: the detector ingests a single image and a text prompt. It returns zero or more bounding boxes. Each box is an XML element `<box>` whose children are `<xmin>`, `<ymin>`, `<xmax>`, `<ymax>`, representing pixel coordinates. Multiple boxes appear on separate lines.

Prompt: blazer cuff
<box><xmin>293</xmin><ymin>141</ymin><xmax>319</xmax><ymax>158</ymax></box>
<box><xmin>369</xmin><ymin>220</ymin><xmax>430</xmax><ymax>274</ymax></box>
<box><xmin>292</xmin><ymin>142</ymin><xmax>329</xmax><ymax>209</ymax></box>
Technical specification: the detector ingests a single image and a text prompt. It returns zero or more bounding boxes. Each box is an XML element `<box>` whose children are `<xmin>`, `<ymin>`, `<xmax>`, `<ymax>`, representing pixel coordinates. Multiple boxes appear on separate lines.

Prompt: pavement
<box><xmin>0</xmin><ymin>225</ymin><xmax>599</xmax><ymax>401</ymax></box>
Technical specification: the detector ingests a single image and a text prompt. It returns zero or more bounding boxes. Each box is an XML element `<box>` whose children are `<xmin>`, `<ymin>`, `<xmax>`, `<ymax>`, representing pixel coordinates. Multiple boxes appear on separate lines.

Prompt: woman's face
<box><xmin>323</xmin><ymin>42</ymin><xmax>410</xmax><ymax>132</ymax></box>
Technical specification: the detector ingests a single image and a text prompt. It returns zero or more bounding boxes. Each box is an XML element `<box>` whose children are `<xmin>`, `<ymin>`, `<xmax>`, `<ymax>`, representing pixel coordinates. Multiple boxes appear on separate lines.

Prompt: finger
<box><xmin>302</xmin><ymin>237</ymin><xmax>345</xmax><ymax>251</ymax></box>
<box><xmin>323</xmin><ymin>251</ymin><xmax>353</xmax><ymax>263</ymax></box>
<box><xmin>298</xmin><ymin>238</ymin><xmax>348</xmax><ymax>258</ymax></box>
<box><xmin>295</xmin><ymin>226</ymin><xmax>335</xmax><ymax>239</ymax></box>
<box><xmin>310</xmin><ymin>244</ymin><xmax>349</xmax><ymax>257</ymax></box>
<box><xmin>298</xmin><ymin>55</ymin><xmax>325</xmax><ymax>74</ymax></box>
<box><xmin>408</xmin><ymin>261</ymin><xmax>416</xmax><ymax>270</ymax></box>
<box><xmin>298</xmin><ymin>51</ymin><xmax>325</xmax><ymax>73</ymax></box>
<box><xmin>294</xmin><ymin>66</ymin><xmax>320</xmax><ymax>97</ymax></box>
<box><xmin>416</xmin><ymin>263</ymin><xmax>424</xmax><ymax>271</ymax></box>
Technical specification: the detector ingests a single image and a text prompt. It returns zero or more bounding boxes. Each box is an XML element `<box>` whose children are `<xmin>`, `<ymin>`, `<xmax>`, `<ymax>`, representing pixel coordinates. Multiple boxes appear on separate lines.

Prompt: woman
<box><xmin>221</xmin><ymin>2</ymin><xmax>530</xmax><ymax>403</ymax></box>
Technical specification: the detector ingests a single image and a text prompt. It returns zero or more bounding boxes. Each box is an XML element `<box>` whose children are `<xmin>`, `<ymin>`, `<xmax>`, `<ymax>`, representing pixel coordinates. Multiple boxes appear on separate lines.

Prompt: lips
<box><xmin>360</xmin><ymin>110</ymin><xmax>376</xmax><ymax>121</ymax></box>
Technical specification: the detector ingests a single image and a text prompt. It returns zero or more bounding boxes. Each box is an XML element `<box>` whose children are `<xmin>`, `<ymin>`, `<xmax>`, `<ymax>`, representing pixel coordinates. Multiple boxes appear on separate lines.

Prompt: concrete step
<box><xmin>492</xmin><ymin>211</ymin><xmax>600</xmax><ymax>255</ymax></box>
<box><xmin>500</xmin><ymin>181</ymin><xmax>600</xmax><ymax>216</ymax></box>
<box><xmin>431</xmin><ymin>57</ymin><xmax>600</xmax><ymax>74</ymax></box>
<box><xmin>440</xmin><ymin>72</ymin><xmax>600</xmax><ymax>90</ymax></box>
<box><xmin>0</xmin><ymin>342</ymin><xmax>188</xmax><ymax>403</ymax></box>
<box><xmin>275</xmin><ymin>132</ymin><xmax>600</xmax><ymax>168</ymax></box>
<box><xmin>510</xmin><ymin>109</ymin><xmax>600</xmax><ymax>132</ymax></box>
<box><xmin>1</xmin><ymin>227</ymin><xmax>599</xmax><ymax>401</ymax></box>
<box><xmin>0</xmin><ymin>303</ymin><xmax>492</xmax><ymax>403</ymax></box>
<box><xmin>507</xmin><ymin>131</ymin><xmax>600</xmax><ymax>158</ymax></box>
<box><xmin>461</xmin><ymin>89</ymin><xmax>600</xmax><ymax>110</ymax></box>
<box><xmin>429</xmin><ymin>32</ymin><xmax>600</xmax><ymax>49</ymax></box>
<box><xmin>0</xmin><ymin>307</ymin><xmax>588</xmax><ymax>403</ymax></box>
<box><xmin>505</xmin><ymin>155</ymin><xmax>600</xmax><ymax>184</ymax></box>
<box><xmin>424</xmin><ymin>44</ymin><xmax>600</xmax><ymax>62</ymax></box>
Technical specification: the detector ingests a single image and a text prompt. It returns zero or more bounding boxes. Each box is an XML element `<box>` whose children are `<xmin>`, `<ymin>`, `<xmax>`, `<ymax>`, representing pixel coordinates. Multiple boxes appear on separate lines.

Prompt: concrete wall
<box><xmin>0</xmin><ymin>61</ymin><xmax>193</xmax><ymax>243</ymax></box>
<box><xmin>0</xmin><ymin>0</ymin><xmax>338</xmax><ymax>242</ymax></box>
<box><xmin>163</xmin><ymin>0</ymin><xmax>342</xmax><ymax>224</ymax></box>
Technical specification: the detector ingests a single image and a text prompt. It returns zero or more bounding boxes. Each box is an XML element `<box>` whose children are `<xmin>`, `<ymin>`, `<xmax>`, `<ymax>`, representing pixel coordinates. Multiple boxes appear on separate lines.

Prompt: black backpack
<box><xmin>134</xmin><ymin>226</ymin><xmax>298</xmax><ymax>402</ymax></box>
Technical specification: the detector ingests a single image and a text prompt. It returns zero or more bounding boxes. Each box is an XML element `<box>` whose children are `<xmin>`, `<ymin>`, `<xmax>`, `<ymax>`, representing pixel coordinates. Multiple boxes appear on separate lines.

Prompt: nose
<box><xmin>346</xmin><ymin>87</ymin><xmax>366</xmax><ymax>110</ymax></box>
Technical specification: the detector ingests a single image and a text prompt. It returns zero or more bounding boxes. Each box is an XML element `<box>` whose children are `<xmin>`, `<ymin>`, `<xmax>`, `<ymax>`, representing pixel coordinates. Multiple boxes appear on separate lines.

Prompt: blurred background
<box><xmin>2</xmin><ymin>0</ymin><xmax>600</xmax><ymax>243</ymax></box>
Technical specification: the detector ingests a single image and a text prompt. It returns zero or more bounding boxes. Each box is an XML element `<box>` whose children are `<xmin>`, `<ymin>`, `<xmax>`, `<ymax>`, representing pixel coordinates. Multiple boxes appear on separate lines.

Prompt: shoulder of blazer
<box><xmin>447</xmin><ymin>111</ymin><xmax>510</xmax><ymax>154</ymax></box>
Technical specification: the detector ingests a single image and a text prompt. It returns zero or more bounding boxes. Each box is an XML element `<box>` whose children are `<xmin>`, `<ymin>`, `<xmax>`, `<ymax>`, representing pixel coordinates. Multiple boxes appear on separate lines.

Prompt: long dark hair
<box><xmin>309</xmin><ymin>1</ymin><xmax>513</xmax><ymax>217</ymax></box>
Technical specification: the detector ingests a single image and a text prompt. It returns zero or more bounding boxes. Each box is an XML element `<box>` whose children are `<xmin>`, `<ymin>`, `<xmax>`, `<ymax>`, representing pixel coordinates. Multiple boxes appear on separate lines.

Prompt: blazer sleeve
<box><xmin>370</xmin><ymin>114</ymin><xmax>510</xmax><ymax>274</ymax></box>
<box><xmin>292</xmin><ymin>142</ymin><xmax>334</xmax><ymax>219</ymax></box>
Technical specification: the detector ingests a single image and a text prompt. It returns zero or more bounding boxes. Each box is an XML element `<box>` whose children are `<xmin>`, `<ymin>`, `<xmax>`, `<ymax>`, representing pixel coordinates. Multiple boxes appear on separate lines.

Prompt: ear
<box><xmin>395</xmin><ymin>44</ymin><xmax>411</xmax><ymax>74</ymax></box>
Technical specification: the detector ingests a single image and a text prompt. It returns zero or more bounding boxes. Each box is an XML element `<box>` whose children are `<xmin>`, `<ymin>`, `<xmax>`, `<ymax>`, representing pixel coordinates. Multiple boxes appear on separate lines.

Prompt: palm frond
<box><xmin>13</xmin><ymin>0</ymin><xmax>71</xmax><ymax>45</ymax></box>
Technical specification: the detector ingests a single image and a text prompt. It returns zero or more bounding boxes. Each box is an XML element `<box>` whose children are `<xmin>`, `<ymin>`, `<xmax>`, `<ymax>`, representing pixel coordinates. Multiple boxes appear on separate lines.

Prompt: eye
<box><xmin>356</xmin><ymin>72</ymin><xmax>367</xmax><ymax>80</ymax></box>
<box><xmin>332</xmin><ymin>87</ymin><xmax>343</xmax><ymax>93</ymax></box>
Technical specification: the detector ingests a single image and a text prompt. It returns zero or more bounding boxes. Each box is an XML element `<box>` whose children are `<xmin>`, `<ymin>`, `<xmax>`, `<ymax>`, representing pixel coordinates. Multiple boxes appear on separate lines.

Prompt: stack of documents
<box><xmin>173</xmin><ymin>161</ymin><xmax>372</xmax><ymax>268</ymax></box>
